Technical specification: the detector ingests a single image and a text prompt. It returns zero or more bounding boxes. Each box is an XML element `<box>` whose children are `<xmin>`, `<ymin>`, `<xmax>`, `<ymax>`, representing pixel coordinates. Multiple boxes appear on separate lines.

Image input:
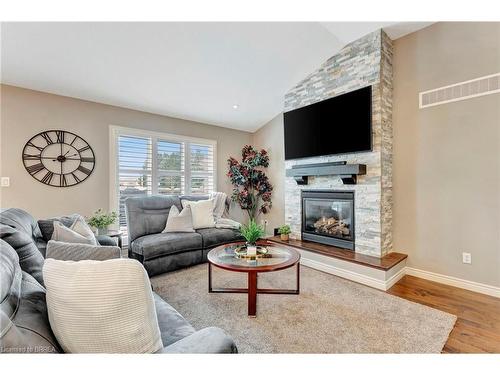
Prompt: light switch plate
<box><xmin>0</xmin><ymin>177</ymin><xmax>10</xmax><ymax>187</ymax></box>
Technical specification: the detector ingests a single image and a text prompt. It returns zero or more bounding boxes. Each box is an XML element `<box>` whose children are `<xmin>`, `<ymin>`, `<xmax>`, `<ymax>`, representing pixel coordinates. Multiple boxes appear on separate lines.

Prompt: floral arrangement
<box><xmin>87</xmin><ymin>209</ymin><xmax>118</xmax><ymax>229</ymax></box>
<box><xmin>227</xmin><ymin>145</ymin><xmax>273</xmax><ymax>220</ymax></box>
<box><xmin>239</xmin><ymin>219</ymin><xmax>265</xmax><ymax>245</ymax></box>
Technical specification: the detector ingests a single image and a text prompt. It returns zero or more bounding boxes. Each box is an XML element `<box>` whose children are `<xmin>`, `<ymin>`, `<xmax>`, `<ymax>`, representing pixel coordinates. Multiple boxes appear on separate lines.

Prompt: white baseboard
<box><xmin>385</xmin><ymin>266</ymin><xmax>407</xmax><ymax>290</ymax></box>
<box><xmin>300</xmin><ymin>252</ymin><xmax>500</xmax><ymax>298</ymax></box>
<box><xmin>300</xmin><ymin>257</ymin><xmax>406</xmax><ymax>291</ymax></box>
<box><xmin>405</xmin><ymin>267</ymin><xmax>500</xmax><ymax>298</ymax></box>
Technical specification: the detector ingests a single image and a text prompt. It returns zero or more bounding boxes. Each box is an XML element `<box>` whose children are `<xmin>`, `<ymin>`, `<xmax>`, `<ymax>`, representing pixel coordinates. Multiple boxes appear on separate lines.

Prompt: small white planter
<box><xmin>247</xmin><ymin>245</ymin><xmax>257</xmax><ymax>256</ymax></box>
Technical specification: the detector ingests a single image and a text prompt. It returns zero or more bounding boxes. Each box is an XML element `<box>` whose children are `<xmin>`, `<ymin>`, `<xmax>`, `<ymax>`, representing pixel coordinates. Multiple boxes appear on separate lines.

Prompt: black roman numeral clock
<box><xmin>22</xmin><ymin>130</ymin><xmax>95</xmax><ymax>187</ymax></box>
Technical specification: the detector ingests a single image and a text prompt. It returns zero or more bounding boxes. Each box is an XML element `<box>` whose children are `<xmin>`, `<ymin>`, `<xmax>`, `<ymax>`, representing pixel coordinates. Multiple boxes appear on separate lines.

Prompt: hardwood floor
<box><xmin>388</xmin><ymin>275</ymin><xmax>500</xmax><ymax>353</ymax></box>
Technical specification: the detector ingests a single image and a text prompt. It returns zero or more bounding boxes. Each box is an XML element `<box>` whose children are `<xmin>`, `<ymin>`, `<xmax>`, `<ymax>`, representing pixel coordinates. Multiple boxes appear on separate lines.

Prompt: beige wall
<box><xmin>252</xmin><ymin>113</ymin><xmax>285</xmax><ymax>234</ymax></box>
<box><xmin>254</xmin><ymin>22</ymin><xmax>500</xmax><ymax>287</ymax></box>
<box><xmin>0</xmin><ymin>85</ymin><xmax>252</xmax><ymax>220</ymax></box>
<box><xmin>392</xmin><ymin>22</ymin><xmax>500</xmax><ymax>287</ymax></box>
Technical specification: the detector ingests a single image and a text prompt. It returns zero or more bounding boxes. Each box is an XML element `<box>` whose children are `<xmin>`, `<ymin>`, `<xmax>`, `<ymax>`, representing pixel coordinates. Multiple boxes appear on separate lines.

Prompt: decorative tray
<box><xmin>234</xmin><ymin>245</ymin><xmax>271</xmax><ymax>259</ymax></box>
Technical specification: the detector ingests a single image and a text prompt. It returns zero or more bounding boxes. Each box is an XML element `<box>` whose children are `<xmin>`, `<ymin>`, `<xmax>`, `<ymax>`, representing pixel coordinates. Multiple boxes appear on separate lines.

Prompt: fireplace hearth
<box><xmin>301</xmin><ymin>190</ymin><xmax>354</xmax><ymax>250</ymax></box>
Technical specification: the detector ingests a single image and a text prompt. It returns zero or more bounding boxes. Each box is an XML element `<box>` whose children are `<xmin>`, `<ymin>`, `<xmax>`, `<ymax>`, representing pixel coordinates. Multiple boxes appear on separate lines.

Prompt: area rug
<box><xmin>151</xmin><ymin>264</ymin><xmax>457</xmax><ymax>353</ymax></box>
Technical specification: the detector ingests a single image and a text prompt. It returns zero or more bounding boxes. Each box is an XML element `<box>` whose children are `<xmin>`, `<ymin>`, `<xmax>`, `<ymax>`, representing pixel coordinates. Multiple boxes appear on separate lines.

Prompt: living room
<box><xmin>1</xmin><ymin>0</ymin><xmax>499</xmax><ymax>373</ymax></box>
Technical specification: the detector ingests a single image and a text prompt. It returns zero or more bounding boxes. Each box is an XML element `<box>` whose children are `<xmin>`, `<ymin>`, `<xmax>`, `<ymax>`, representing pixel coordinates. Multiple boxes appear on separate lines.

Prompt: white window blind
<box><xmin>190</xmin><ymin>143</ymin><xmax>215</xmax><ymax>194</ymax></box>
<box><xmin>113</xmin><ymin>128</ymin><xmax>216</xmax><ymax>233</ymax></box>
<box><xmin>118</xmin><ymin>135</ymin><xmax>152</xmax><ymax>229</ymax></box>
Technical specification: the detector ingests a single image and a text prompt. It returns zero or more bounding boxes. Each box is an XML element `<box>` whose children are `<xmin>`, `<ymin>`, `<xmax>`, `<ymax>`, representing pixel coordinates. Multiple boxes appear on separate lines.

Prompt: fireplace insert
<box><xmin>301</xmin><ymin>190</ymin><xmax>354</xmax><ymax>250</ymax></box>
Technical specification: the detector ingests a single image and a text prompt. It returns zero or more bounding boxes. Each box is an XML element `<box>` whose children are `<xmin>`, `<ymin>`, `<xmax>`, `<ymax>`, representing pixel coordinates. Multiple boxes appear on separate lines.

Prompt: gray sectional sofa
<box><xmin>0</xmin><ymin>208</ymin><xmax>237</xmax><ymax>353</ymax></box>
<box><xmin>125</xmin><ymin>194</ymin><xmax>244</xmax><ymax>276</ymax></box>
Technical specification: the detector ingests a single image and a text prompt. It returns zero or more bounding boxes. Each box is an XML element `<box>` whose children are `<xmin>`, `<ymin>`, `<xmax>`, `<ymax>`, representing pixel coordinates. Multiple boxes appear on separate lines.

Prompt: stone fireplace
<box><xmin>284</xmin><ymin>30</ymin><xmax>393</xmax><ymax>258</ymax></box>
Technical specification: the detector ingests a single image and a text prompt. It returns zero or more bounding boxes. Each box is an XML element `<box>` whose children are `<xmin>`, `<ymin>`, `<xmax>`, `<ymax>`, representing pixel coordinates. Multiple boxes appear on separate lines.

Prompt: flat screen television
<box><xmin>284</xmin><ymin>85</ymin><xmax>372</xmax><ymax>160</ymax></box>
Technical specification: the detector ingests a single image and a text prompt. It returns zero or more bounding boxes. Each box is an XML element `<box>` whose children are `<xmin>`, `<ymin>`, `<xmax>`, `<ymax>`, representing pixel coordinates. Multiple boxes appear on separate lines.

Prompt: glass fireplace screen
<box><xmin>303</xmin><ymin>195</ymin><xmax>354</xmax><ymax>241</ymax></box>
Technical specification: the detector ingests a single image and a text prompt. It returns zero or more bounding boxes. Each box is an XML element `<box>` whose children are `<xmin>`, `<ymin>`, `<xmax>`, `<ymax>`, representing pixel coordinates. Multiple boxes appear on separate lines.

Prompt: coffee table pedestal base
<box><xmin>208</xmin><ymin>263</ymin><xmax>300</xmax><ymax>317</ymax></box>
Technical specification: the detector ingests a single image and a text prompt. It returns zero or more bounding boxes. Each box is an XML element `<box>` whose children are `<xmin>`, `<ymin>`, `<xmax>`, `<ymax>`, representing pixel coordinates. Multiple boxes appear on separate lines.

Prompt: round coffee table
<box><xmin>207</xmin><ymin>241</ymin><xmax>301</xmax><ymax>317</ymax></box>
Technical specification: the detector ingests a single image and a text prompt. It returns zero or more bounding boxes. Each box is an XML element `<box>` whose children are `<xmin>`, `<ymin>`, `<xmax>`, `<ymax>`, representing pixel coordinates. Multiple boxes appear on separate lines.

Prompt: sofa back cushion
<box><xmin>0</xmin><ymin>239</ymin><xmax>61</xmax><ymax>353</ymax></box>
<box><xmin>125</xmin><ymin>195</ymin><xmax>182</xmax><ymax>243</ymax></box>
<box><xmin>0</xmin><ymin>208</ymin><xmax>45</xmax><ymax>285</ymax></box>
<box><xmin>46</xmin><ymin>240</ymin><xmax>122</xmax><ymax>261</ymax></box>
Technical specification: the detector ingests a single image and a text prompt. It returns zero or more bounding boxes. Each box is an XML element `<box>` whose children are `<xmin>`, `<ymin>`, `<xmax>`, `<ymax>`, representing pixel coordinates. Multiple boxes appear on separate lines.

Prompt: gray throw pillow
<box><xmin>46</xmin><ymin>240</ymin><xmax>122</xmax><ymax>261</ymax></box>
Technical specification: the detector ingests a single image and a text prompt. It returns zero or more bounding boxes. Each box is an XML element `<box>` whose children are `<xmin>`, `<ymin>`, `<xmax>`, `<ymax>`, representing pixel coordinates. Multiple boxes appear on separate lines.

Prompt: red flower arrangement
<box><xmin>227</xmin><ymin>145</ymin><xmax>273</xmax><ymax>220</ymax></box>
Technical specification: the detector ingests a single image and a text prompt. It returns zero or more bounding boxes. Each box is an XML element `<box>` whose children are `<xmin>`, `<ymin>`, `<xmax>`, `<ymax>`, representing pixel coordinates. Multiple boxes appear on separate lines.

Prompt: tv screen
<box><xmin>284</xmin><ymin>86</ymin><xmax>372</xmax><ymax>160</ymax></box>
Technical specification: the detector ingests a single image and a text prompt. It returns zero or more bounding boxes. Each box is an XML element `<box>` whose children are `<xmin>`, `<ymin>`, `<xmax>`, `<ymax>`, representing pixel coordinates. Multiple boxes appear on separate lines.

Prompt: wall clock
<box><xmin>22</xmin><ymin>130</ymin><xmax>95</xmax><ymax>187</ymax></box>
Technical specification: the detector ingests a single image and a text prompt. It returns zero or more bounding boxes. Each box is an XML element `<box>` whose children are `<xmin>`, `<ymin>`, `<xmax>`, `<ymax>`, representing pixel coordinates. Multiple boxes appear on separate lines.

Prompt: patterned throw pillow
<box><xmin>162</xmin><ymin>205</ymin><xmax>195</xmax><ymax>233</ymax></box>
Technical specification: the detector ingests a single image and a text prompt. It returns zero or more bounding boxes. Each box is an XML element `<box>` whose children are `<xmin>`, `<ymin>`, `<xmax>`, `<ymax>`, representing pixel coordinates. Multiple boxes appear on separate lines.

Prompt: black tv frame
<box><xmin>283</xmin><ymin>85</ymin><xmax>373</xmax><ymax>161</ymax></box>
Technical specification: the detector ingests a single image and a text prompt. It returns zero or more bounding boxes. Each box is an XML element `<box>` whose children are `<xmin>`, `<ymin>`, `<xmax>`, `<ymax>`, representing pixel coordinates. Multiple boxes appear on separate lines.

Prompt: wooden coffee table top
<box><xmin>207</xmin><ymin>241</ymin><xmax>300</xmax><ymax>273</ymax></box>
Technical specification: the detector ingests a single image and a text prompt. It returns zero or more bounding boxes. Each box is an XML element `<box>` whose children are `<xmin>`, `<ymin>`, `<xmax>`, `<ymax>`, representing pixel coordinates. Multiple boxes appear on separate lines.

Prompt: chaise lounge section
<box><xmin>125</xmin><ymin>194</ymin><xmax>244</xmax><ymax>276</ymax></box>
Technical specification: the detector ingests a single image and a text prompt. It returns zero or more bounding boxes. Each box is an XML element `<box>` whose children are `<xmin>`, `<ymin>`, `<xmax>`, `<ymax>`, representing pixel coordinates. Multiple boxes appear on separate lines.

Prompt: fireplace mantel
<box><xmin>285</xmin><ymin>162</ymin><xmax>366</xmax><ymax>185</ymax></box>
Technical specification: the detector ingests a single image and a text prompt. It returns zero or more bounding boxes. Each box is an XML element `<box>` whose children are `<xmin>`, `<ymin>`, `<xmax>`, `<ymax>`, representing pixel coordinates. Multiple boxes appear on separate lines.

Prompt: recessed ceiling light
<box><xmin>232</xmin><ymin>104</ymin><xmax>239</xmax><ymax>109</ymax></box>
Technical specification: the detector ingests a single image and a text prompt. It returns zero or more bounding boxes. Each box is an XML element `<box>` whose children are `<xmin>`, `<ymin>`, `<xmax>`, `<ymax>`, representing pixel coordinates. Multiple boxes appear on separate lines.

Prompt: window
<box><xmin>110</xmin><ymin>126</ymin><xmax>216</xmax><ymax>233</ymax></box>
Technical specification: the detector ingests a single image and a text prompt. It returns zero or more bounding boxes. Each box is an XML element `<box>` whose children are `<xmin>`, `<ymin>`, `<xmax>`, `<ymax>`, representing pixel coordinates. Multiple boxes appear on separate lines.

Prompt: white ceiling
<box><xmin>1</xmin><ymin>22</ymin><xmax>432</xmax><ymax>132</ymax></box>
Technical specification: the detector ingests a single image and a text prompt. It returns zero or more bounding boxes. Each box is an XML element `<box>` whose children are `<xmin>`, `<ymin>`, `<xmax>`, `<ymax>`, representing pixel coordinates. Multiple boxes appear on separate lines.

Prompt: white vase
<box><xmin>97</xmin><ymin>227</ymin><xmax>108</xmax><ymax>236</ymax></box>
<box><xmin>247</xmin><ymin>245</ymin><xmax>257</xmax><ymax>256</ymax></box>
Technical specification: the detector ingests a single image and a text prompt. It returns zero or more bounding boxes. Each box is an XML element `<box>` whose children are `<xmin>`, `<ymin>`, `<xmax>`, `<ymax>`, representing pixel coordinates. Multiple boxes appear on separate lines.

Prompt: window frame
<box><xmin>109</xmin><ymin>125</ymin><xmax>217</xmax><ymax>232</ymax></box>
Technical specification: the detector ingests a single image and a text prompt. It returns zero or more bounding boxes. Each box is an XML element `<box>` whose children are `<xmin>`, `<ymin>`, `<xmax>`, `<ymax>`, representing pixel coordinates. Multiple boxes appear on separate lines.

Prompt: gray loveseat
<box><xmin>0</xmin><ymin>208</ymin><xmax>237</xmax><ymax>353</ymax></box>
<box><xmin>125</xmin><ymin>194</ymin><xmax>244</xmax><ymax>276</ymax></box>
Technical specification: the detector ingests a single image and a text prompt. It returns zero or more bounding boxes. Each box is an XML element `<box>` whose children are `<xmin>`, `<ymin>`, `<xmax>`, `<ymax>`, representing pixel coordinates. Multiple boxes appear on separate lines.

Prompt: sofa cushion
<box><xmin>0</xmin><ymin>239</ymin><xmax>61</xmax><ymax>353</ymax></box>
<box><xmin>152</xmin><ymin>293</ymin><xmax>196</xmax><ymax>346</ymax></box>
<box><xmin>143</xmin><ymin>251</ymin><xmax>203</xmax><ymax>277</ymax></box>
<box><xmin>131</xmin><ymin>232</ymin><xmax>202</xmax><ymax>260</ymax></box>
<box><xmin>0</xmin><ymin>209</ymin><xmax>45</xmax><ymax>286</ymax></box>
<box><xmin>125</xmin><ymin>195</ymin><xmax>182</xmax><ymax>243</ymax></box>
<box><xmin>196</xmin><ymin>228</ymin><xmax>244</xmax><ymax>249</ymax></box>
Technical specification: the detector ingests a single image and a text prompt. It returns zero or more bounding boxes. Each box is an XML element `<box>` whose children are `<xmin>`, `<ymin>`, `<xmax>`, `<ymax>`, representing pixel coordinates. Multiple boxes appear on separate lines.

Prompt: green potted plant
<box><xmin>87</xmin><ymin>209</ymin><xmax>118</xmax><ymax>235</ymax></box>
<box><xmin>278</xmin><ymin>224</ymin><xmax>291</xmax><ymax>241</ymax></box>
<box><xmin>239</xmin><ymin>219</ymin><xmax>265</xmax><ymax>255</ymax></box>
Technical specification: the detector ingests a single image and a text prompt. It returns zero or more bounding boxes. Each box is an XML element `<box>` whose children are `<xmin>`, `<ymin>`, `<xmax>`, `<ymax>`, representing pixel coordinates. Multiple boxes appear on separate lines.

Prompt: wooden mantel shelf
<box><xmin>266</xmin><ymin>236</ymin><xmax>407</xmax><ymax>271</ymax></box>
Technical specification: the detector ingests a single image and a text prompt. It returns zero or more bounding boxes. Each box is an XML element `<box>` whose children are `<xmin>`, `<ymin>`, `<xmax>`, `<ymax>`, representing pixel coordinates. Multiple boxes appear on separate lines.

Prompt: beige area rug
<box><xmin>151</xmin><ymin>264</ymin><xmax>456</xmax><ymax>353</ymax></box>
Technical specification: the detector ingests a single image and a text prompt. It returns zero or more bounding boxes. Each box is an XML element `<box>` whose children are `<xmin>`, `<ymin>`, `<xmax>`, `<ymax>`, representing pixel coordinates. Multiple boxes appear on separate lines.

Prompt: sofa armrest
<box><xmin>157</xmin><ymin>327</ymin><xmax>237</xmax><ymax>354</ymax></box>
<box><xmin>96</xmin><ymin>235</ymin><xmax>117</xmax><ymax>247</ymax></box>
<box><xmin>46</xmin><ymin>240</ymin><xmax>121</xmax><ymax>261</ymax></box>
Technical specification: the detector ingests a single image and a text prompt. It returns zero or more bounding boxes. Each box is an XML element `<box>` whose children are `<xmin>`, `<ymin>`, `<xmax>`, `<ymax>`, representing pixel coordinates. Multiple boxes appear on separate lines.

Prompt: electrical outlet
<box><xmin>0</xmin><ymin>177</ymin><xmax>10</xmax><ymax>187</ymax></box>
<box><xmin>462</xmin><ymin>252</ymin><xmax>472</xmax><ymax>264</ymax></box>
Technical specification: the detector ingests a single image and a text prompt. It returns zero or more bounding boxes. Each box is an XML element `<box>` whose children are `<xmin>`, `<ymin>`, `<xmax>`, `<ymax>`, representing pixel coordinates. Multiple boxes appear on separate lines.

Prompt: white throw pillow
<box><xmin>71</xmin><ymin>216</ymin><xmax>98</xmax><ymax>245</ymax></box>
<box><xmin>51</xmin><ymin>216</ymin><xmax>97</xmax><ymax>245</ymax></box>
<box><xmin>43</xmin><ymin>258</ymin><xmax>163</xmax><ymax>353</ymax></box>
<box><xmin>162</xmin><ymin>205</ymin><xmax>195</xmax><ymax>233</ymax></box>
<box><xmin>182</xmin><ymin>199</ymin><xmax>215</xmax><ymax>229</ymax></box>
